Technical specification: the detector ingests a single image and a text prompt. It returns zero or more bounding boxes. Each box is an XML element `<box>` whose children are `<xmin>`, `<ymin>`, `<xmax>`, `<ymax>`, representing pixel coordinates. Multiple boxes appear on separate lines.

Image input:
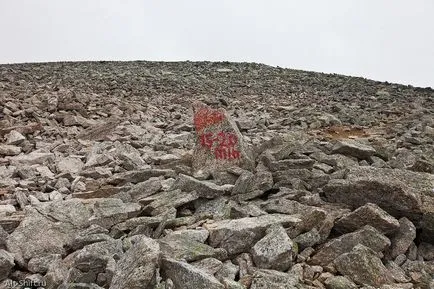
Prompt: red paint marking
<box><xmin>194</xmin><ymin>108</ymin><xmax>225</xmax><ymax>132</ymax></box>
<box><xmin>198</xmin><ymin>131</ymin><xmax>241</xmax><ymax>160</ymax></box>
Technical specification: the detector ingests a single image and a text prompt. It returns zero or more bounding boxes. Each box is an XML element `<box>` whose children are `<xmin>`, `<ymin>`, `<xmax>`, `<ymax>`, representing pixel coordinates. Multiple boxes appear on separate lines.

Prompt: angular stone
<box><xmin>268</xmin><ymin>158</ymin><xmax>315</xmax><ymax>171</ymax></box>
<box><xmin>387</xmin><ymin>217</ymin><xmax>416</xmax><ymax>259</ymax></box>
<box><xmin>159</xmin><ymin>234</ymin><xmax>226</xmax><ymax>262</ymax></box>
<box><xmin>262</xmin><ymin>199</ymin><xmax>327</xmax><ymax>234</ymax></box>
<box><xmin>139</xmin><ymin>189</ymin><xmax>199</xmax><ymax>215</ymax></box>
<box><xmin>215</xmin><ymin>260</ymin><xmax>239</xmax><ymax>281</ymax></box>
<box><xmin>418</xmin><ymin>242</ymin><xmax>434</xmax><ymax>261</ymax></box>
<box><xmin>161</xmin><ymin>258</ymin><xmax>224</xmax><ymax>289</ymax></box>
<box><xmin>0</xmin><ymin>144</ymin><xmax>21</xmax><ymax>156</ymax></box>
<box><xmin>28</xmin><ymin>254</ymin><xmax>62</xmax><ymax>274</ymax></box>
<box><xmin>334</xmin><ymin>203</ymin><xmax>400</xmax><ymax>235</ymax></box>
<box><xmin>293</xmin><ymin>228</ymin><xmax>321</xmax><ymax>250</ymax></box>
<box><xmin>323</xmin><ymin>275</ymin><xmax>358</xmax><ymax>289</ymax></box>
<box><xmin>57</xmin><ymin>157</ymin><xmax>84</xmax><ymax>174</ymax></box>
<box><xmin>323</xmin><ymin>167</ymin><xmax>434</xmax><ymax>237</ymax></box>
<box><xmin>251</xmin><ymin>225</ymin><xmax>296</xmax><ymax>271</ymax></box>
<box><xmin>334</xmin><ymin>244</ymin><xmax>394</xmax><ymax>287</ymax></box>
<box><xmin>0</xmin><ymin>249</ymin><xmax>14</xmax><ymax>281</ymax></box>
<box><xmin>107</xmin><ymin>169</ymin><xmax>175</xmax><ymax>186</ymax></box>
<box><xmin>164</xmin><ymin>229</ymin><xmax>209</xmax><ymax>243</ymax></box>
<box><xmin>109</xmin><ymin>236</ymin><xmax>160</xmax><ymax>289</ymax></box>
<box><xmin>250</xmin><ymin>269</ymin><xmax>300</xmax><ymax>289</ymax></box>
<box><xmin>331</xmin><ymin>139</ymin><xmax>376</xmax><ymax>159</ymax></box>
<box><xmin>127</xmin><ymin>177</ymin><xmax>162</xmax><ymax>201</ymax></box>
<box><xmin>205</xmin><ymin>214</ymin><xmax>301</xmax><ymax>255</ymax></box>
<box><xmin>192</xmin><ymin>101</ymin><xmax>254</xmax><ymax>174</ymax></box>
<box><xmin>231</xmin><ymin>171</ymin><xmax>254</xmax><ymax>195</ymax></box>
<box><xmin>172</xmin><ymin>174</ymin><xmax>233</xmax><ymax>198</ymax></box>
<box><xmin>9</xmin><ymin>151</ymin><xmax>54</xmax><ymax>166</ymax></box>
<box><xmin>5</xmin><ymin>130</ymin><xmax>26</xmax><ymax>145</ymax></box>
<box><xmin>310</xmin><ymin>225</ymin><xmax>391</xmax><ymax>266</ymax></box>
<box><xmin>191</xmin><ymin>258</ymin><xmax>223</xmax><ymax>276</ymax></box>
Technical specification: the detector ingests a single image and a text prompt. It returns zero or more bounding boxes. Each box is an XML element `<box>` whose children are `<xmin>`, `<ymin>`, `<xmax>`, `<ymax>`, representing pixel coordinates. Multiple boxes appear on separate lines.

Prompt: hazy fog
<box><xmin>1</xmin><ymin>0</ymin><xmax>433</xmax><ymax>88</ymax></box>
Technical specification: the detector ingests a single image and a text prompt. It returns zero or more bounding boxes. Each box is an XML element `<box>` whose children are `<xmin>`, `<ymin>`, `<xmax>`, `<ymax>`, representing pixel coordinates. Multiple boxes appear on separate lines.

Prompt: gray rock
<box><xmin>385</xmin><ymin>260</ymin><xmax>411</xmax><ymax>283</ymax></box>
<box><xmin>66</xmin><ymin>240</ymin><xmax>123</xmax><ymax>285</ymax></box>
<box><xmin>164</xmin><ymin>228</ymin><xmax>209</xmax><ymax>243</ymax></box>
<box><xmin>293</xmin><ymin>228</ymin><xmax>321</xmax><ymax>250</ymax></box>
<box><xmin>334</xmin><ymin>203</ymin><xmax>400</xmax><ymax>235</ymax></box>
<box><xmin>0</xmin><ymin>205</ymin><xmax>16</xmax><ymax>216</ymax></box>
<box><xmin>269</xmin><ymin>158</ymin><xmax>315</xmax><ymax>171</ymax></box>
<box><xmin>215</xmin><ymin>260</ymin><xmax>239</xmax><ymax>281</ymax></box>
<box><xmin>0</xmin><ymin>144</ymin><xmax>21</xmax><ymax>156</ymax></box>
<box><xmin>5</xmin><ymin>130</ymin><xmax>26</xmax><ymax>145</ymax></box>
<box><xmin>191</xmin><ymin>258</ymin><xmax>223</xmax><ymax>275</ymax></box>
<box><xmin>107</xmin><ymin>169</ymin><xmax>175</xmax><ymax>186</ymax></box>
<box><xmin>139</xmin><ymin>189</ymin><xmax>199</xmax><ymax>216</ymax></box>
<box><xmin>110</xmin><ymin>236</ymin><xmax>161</xmax><ymax>289</ymax></box>
<box><xmin>251</xmin><ymin>225</ymin><xmax>296</xmax><ymax>271</ymax></box>
<box><xmin>172</xmin><ymin>174</ymin><xmax>233</xmax><ymax>199</ymax></box>
<box><xmin>159</xmin><ymin>234</ymin><xmax>226</xmax><ymax>262</ymax></box>
<box><xmin>192</xmin><ymin>101</ymin><xmax>254</xmax><ymax>174</ymax></box>
<box><xmin>28</xmin><ymin>254</ymin><xmax>62</xmax><ymax>274</ymax></box>
<box><xmin>0</xmin><ymin>249</ymin><xmax>14</xmax><ymax>281</ymax></box>
<box><xmin>334</xmin><ymin>244</ymin><xmax>394</xmax><ymax>287</ymax></box>
<box><xmin>323</xmin><ymin>167</ymin><xmax>434</xmax><ymax>238</ymax></box>
<box><xmin>324</xmin><ymin>275</ymin><xmax>358</xmax><ymax>289</ymax></box>
<box><xmin>387</xmin><ymin>217</ymin><xmax>416</xmax><ymax>259</ymax></box>
<box><xmin>331</xmin><ymin>139</ymin><xmax>376</xmax><ymax>159</ymax></box>
<box><xmin>6</xmin><ymin>207</ymin><xmax>77</xmax><ymax>266</ymax></box>
<box><xmin>261</xmin><ymin>199</ymin><xmax>326</xmax><ymax>234</ymax></box>
<box><xmin>9</xmin><ymin>151</ymin><xmax>54</xmax><ymax>166</ymax></box>
<box><xmin>0</xmin><ymin>226</ymin><xmax>7</xmax><ymax>249</ymax></box>
<box><xmin>205</xmin><ymin>214</ymin><xmax>301</xmax><ymax>255</ymax></box>
<box><xmin>195</xmin><ymin>197</ymin><xmax>231</xmax><ymax>220</ymax></box>
<box><xmin>250</xmin><ymin>269</ymin><xmax>300</xmax><ymax>289</ymax></box>
<box><xmin>161</xmin><ymin>258</ymin><xmax>224</xmax><ymax>289</ymax></box>
<box><xmin>418</xmin><ymin>242</ymin><xmax>434</xmax><ymax>261</ymax></box>
<box><xmin>127</xmin><ymin>177</ymin><xmax>162</xmax><ymax>201</ymax></box>
<box><xmin>310</xmin><ymin>225</ymin><xmax>391</xmax><ymax>266</ymax></box>
<box><xmin>231</xmin><ymin>171</ymin><xmax>255</xmax><ymax>195</ymax></box>
<box><xmin>57</xmin><ymin>157</ymin><xmax>84</xmax><ymax>174</ymax></box>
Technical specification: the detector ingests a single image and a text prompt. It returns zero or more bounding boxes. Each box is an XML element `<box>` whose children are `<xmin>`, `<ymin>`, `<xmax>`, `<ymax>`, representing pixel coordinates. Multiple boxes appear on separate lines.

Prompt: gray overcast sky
<box><xmin>1</xmin><ymin>0</ymin><xmax>433</xmax><ymax>88</ymax></box>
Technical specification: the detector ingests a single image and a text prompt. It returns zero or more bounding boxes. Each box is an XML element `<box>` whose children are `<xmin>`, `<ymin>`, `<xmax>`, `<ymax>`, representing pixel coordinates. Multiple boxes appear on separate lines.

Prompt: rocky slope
<box><xmin>0</xmin><ymin>61</ymin><xmax>433</xmax><ymax>289</ymax></box>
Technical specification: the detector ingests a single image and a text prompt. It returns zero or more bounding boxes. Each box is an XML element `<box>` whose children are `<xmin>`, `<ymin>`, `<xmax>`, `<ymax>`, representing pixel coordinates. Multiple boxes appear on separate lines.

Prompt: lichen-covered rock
<box><xmin>192</xmin><ymin>101</ymin><xmax>254</xmax><ymax>174</ymax></box>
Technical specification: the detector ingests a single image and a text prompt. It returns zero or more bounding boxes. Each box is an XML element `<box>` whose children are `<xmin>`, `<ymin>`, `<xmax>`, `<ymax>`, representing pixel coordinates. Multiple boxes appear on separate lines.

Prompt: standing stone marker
<box><xmin>192</xmin><ymin>101</ymin><xmax>254</xmax><ymax>174</ymax></box>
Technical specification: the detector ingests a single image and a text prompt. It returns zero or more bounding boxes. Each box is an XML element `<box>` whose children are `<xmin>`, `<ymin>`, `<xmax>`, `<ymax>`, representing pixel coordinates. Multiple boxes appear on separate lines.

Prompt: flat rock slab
<box><xmin>309</xmin><ymin>225</ymin><xmax>391</xmax><ymax>266</ymax></box>
<box><xmin>324</xmin><ymin>166</ymin><xmax>434</xmax><ymax>238</ymax></box>
<box><xmin>331</xmin><ymin>139</ymin><xmax>376</xmax><ymax>160</ymax></box>
<box><xmin>172</xmin><ymin>173</ymin><xmax>233</xmax><ymax>198</ymax></box>
<box><xmin>192</xmin><ymin>101</ymin><xmax>254</xmax><ymax>173</ymax></box>
<box><xmin>205</xmin><ymin>214</ymin><xmax>301</xmax><ymax>255</ymax></box>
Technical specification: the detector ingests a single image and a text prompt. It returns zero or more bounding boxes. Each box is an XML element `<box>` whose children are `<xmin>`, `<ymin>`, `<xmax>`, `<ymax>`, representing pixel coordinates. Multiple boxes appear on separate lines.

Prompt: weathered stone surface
<box><xmin>28</xmin><ymin>254</ymin><xmax>62</xmax><ymax>274</ymax></box>
<box><xmin>334</xmin><ymin>203</ymin><xmax>400</xmax><ymax>234</ymax></box>
<box><xmin>127</xmin><ymin>176</ymin><xmax>162</xmax><ymax>201</ymax></box>
<box><xmin>5</xmin><ymin>130</ymin><xmax>26</xmax><ymax>145</ymax></box>
<box><xmin>331</xmin><ymin>139</ymin><xmax>376</xmax><ymax>159</ymax></box>
<box><xmin>57</xmin><ymin>157</ymin><xmax>84</xmax><ymax>174</ymax></box>
<box><xmin>0</xmin><ymin>144</ymin><xmax>21</xmax><ymax>156</ymax></box>
<box><xmin>110</xmin><ymin>236</ymin><xmax>160</xmax><ymax>289</ymax></box>
<box><xmin>162</xmin><ymin>258</ymin><xmax>224</xmax><ymax>289</ymax></box>
<box><xmin>192</xmin><ymin>101</ymin><xmax>254</xmax><ymax>173</ymax></box>
<box><xmin>172</xmin><ymin>173</ymin><xmax>233</xmax><ymax>198</ymax></box>
<box><xmin>205</xmin><ymin>214</ymin><xmax>301</xmax><ymax>255</ymax></box>
<box><xmin>418</xmin><ymin>242</ymin><xmax>434</xmax><ymax>261</ymax></box>
<box><xmin>323</xmin><ymin>166</ymin><xmax>434</xmax><ymax>239</ymax></box>
<box><xmin>191</xmin><ymin>257</ymin><xmax>223</xmax><ymax>276</ymax></box>
<box><xmin>310</xmin><ymin>225</ymin><xmax>391</xmax><ymax>266</ymax></box>
<box><xmin>334</xmin><ymin>244</ymin><xmax>394</xmax><ymax>287</ymax></box>
<box><xmin>262</xmin><ymin>198</ymin><xmax>327</xmax><ymax>234</ymax></box>
<box><xmin>249</xmin><ymin>269</ymin><xmax>300</xmax><ymax>289</ymax></box>
<box><xmin>159</xmin><ymin>234</ymin><xmax>226</xmax><ymax>262</ymax></box>
<box><xmin>8</xmin><ymin>151</ymin><xmax>54</xmax><ymax>166</ymax></box>
<box><xmin>139</xmin><ymin>189</ymin><xmax>199</xmax><ymax>215</ymax></box>
<box><xmin>251</xmin><ymin>225</ymin><xmax>296</xmax><ymax>271</ymax></box>
<box><xmin>0</xmin><ymin>249</ymin><xmax>14</xmax><ymax>281</ymax></box>
<box><xmin>324</xmin><ymin>275</ymin><xmax>358</xmax><ymax>289</ymax></box>
<box><xmin>387</xmin><ymin>217</ymin><xmax>417</xmax><ymax>259</ymax></box>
